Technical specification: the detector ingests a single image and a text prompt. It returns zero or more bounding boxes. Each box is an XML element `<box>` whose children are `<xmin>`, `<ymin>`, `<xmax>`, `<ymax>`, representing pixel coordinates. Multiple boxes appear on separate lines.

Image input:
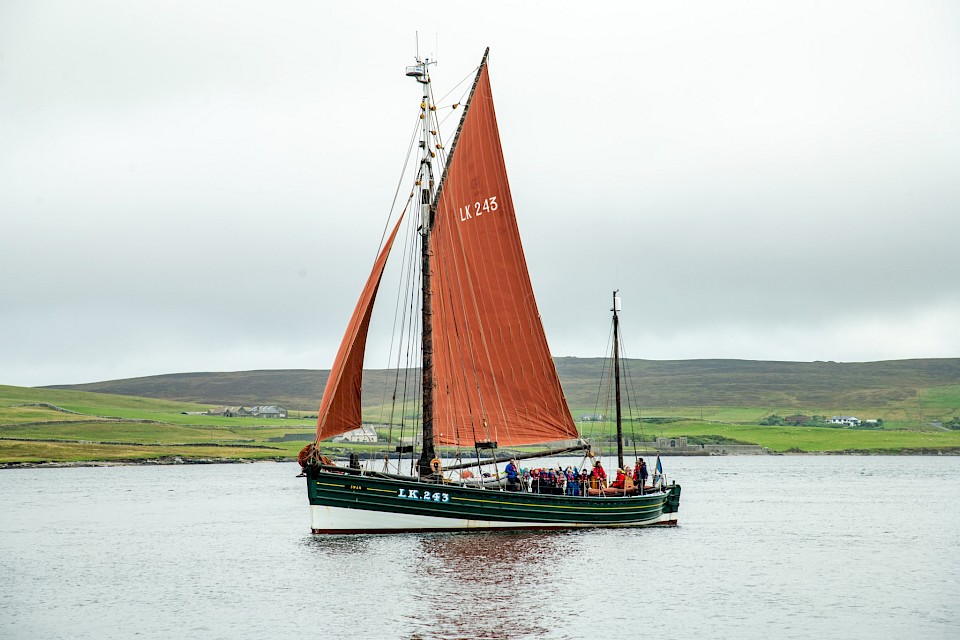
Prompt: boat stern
<box><xmin>659</xmin><ymin>482</ymin><xmax>681</xmax><ymax>525</ymax></box>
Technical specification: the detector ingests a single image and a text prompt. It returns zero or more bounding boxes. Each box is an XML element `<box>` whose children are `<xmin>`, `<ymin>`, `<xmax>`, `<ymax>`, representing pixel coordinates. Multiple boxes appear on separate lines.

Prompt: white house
<box><xmin>331</xmin><ymin>426</ymin><xmax>379</xmax><ymax>443</ymax></box>
<box><xmin>828</xmin><ymin>415</ymin><xmax>861</xmax><ymax>426</ymax></box>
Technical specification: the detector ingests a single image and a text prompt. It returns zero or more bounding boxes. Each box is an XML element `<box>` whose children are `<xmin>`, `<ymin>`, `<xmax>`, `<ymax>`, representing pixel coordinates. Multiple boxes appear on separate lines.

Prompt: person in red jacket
<box><xmin>590</xmin><ymin>459</ymin><xmax>607</xmax><ymax>489</ymax></box>
<box><xmin>610</xmin><ymin>468</ymin><xmax>626</xmax><ymax>490</ymax></box>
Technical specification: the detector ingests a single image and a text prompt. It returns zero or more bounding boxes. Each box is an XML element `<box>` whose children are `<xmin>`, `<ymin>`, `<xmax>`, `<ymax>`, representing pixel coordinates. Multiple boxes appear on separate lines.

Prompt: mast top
<box><xmin>405</xmin><ymin>57</ymin><xmax>436</xmax><ymax>83</ymax></box>
<box><xmin>406</xmin><ymin>32</ymin><xmax>438</xmax><ymax>84</ymax></box>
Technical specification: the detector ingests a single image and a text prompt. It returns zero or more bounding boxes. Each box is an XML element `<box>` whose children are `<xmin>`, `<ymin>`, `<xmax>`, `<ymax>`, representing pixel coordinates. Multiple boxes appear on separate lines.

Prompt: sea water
<box><xmin>1</xmin><ymin>456</ymin><xmax>957</xmax><ymax>639</ymax></box>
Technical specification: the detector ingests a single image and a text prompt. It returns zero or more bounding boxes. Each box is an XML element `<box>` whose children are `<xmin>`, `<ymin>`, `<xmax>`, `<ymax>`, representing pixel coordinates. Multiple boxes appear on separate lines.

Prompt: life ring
<box><xmin>430</xmin><ymin>458</ymin><xmax>442</xmax><ymax>474</ymax></box>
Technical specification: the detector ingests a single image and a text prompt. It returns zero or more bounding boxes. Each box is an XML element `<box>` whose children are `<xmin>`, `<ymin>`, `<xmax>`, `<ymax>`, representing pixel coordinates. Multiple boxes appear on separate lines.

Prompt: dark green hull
<box><xmin>306</xmin><ymin>467</ymin><xmax>680</xmax><ymax>533</ymax></box>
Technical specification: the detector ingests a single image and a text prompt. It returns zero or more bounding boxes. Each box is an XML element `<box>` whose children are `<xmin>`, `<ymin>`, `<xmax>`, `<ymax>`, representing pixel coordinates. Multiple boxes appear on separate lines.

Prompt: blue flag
<box><xmin>655</xmin><ymin>455</ymin><xmax>663</xmax><ymax>475</ymax></box>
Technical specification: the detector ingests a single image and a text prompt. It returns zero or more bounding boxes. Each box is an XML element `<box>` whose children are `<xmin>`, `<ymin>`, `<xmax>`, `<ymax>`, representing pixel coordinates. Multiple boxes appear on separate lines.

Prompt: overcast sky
<box><xmin>2</xmin><ymin>1</ymin><xmax>958</xmax><ymax>387</ymax></box>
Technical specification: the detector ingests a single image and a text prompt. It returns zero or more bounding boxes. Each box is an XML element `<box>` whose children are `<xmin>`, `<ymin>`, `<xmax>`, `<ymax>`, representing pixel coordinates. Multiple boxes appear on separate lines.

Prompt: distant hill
<box><xmin>45</xmin><ymin>358</ymin><xmax>960</xmax><ymax>411</ymax></box>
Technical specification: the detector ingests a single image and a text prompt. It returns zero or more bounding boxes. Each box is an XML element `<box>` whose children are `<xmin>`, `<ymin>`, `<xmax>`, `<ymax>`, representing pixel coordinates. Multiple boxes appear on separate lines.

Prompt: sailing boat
<box><xmin>299</xmin><ymin>49</ymin><xmax>680</xmax><ymax>533</ymax></box>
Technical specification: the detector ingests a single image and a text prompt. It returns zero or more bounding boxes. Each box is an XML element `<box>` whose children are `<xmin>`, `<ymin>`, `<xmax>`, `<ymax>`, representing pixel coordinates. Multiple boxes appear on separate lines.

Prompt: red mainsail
<box><xmin>315</xmin><ymin>52</ymin><xmax>578</xmax><ymax>449</ymax></box>
<box><xmin>314</xmin><ymin>215</ymin><xmax>404</xmax><ymax>443</ymax></box>
<box><xmin>428</xmin><ymin>58</ymin><xmax>579</xmax><ymax>447</ymax></box>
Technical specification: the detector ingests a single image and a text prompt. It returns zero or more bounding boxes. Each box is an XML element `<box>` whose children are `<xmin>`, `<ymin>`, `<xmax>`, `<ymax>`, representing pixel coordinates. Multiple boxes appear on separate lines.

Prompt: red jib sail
<box><xmin>314</xmin><ymin>214</ymin><xmax>404</xmax><ymax>443</ymax></box>
<box><xmin>429</xmin><ymin>57</ymin><xmax>579</xmax><ymax>447</ymax></box>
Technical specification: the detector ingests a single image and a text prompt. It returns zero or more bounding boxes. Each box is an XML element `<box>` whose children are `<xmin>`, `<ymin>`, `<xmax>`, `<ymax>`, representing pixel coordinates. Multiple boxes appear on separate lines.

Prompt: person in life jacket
<box><xmin>564</xmin><ymin>466</ymin><xmax>579</xmax><ymax>496</ymax></box>
<box><xmin>504</xmin><ymin>459</ymin><xmax>520</xmax><ymax>491</ymax></box>
<box><xmin>531</xmin><ymin>468</ymin><xmax>542</xmax><ymax>493</ymax></box>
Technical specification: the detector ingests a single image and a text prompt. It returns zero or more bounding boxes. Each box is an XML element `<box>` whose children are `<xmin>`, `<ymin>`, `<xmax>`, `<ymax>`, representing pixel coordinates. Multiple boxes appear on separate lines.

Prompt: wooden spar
<box><xmin>318</xmin><ymin>463</ymin><xmax>420</xmax><ymax>483</ymax></box>
<box><xmin>319</xmin><ymin>440</ymin><xmax>586</xmax><ymax>478</ymax></box>
<box><xmin>440</xmin><ymin>442</ymin><xmax>590</xmax><ymax>472</ymax></box>
<box><xmin>613</xmin><ymin>290</ymin><xmax>624</xmax><ymax>471</ymax></box>
<box><xmin>416</xmin><ymin>54</ymin><xmax>438</xmax><ymax>478</ymax></box>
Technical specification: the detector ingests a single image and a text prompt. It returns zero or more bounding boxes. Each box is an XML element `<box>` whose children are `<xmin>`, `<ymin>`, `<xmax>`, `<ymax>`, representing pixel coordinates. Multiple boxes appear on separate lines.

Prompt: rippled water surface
<box><xmin>2</xmin><ymin>456</ymin><xmax>958</xmax><ymax>639</ymax></box>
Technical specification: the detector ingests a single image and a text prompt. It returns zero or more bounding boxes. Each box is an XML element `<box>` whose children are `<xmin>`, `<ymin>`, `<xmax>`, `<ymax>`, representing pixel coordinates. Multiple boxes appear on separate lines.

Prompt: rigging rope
<box><xmin>591</xmin><ymin>322</ymin><xmax>616</xmax><ymax>452</ymax></box>
<box><xmin>372</xmin><ymin>112</ymin><xmax>426</xmax><ymax>260</ymax></box>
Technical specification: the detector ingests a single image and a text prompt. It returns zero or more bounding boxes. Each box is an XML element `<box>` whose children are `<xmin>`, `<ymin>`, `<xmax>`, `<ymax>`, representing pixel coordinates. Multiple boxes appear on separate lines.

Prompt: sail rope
<box><xmin>383</xmin><ymin>194</ymin><xmax>422</xmax><ymax>473</ymax></box>
<box><xmin>617</xmin><ymin>330</ymin><xmax>648</xmax><ymax>460</ymax></box>
<box><xmin>590</xmin><ymin>321</ymin><xmax>616</xmax><ymax>454</ymax></box>
<box><xmin>590</xmin><ymin>304</ymin><xmax>651</xmax><ymax>468</ymax></box>
<box><xmin>382</xmin><ymin>74</ymin><xmax>473</xmax><ymax>473</ymax></box>
<box><xmin>376</xmin><ymin>74</ymin><xmax>469</xmax><ymax>474</ymax></box>
<box><xmin>432</xmin><ymin>66</ymin><xmax>477</xmax><ymax>112</ymax></box>
<box><xmin>378</xmin><ymin>198</ymin><xmax>415</xmax><ymax>441</ymax></box>
<box><xmin>403</xmin><ymin>258</ymin><xmax>423</xmax><ymax>476</ymax></box>
<box><xmin>434</xmin><ymin>70</ymin><xmax>478</xmax><ymax>129</ymax></box>
<box><xmin>375</xmin><ymin>106</ymin><xmax>435</xmax><ymax>472</ymax></box>
<box><xmin>371</xmin><ymin>112</ymin><xmax>427</xmax><ymax>261</ymax></box>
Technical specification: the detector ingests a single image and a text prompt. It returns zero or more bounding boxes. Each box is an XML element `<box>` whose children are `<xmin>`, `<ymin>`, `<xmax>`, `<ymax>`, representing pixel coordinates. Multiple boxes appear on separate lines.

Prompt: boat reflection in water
<box><xmin>410</xmin><ymin>531</ymin><xmax>580</xmax><ymax>638</ymax></box>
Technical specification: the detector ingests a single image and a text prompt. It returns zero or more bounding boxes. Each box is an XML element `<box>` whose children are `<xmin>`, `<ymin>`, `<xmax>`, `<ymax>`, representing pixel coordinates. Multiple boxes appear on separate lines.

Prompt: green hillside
<box><xmin>47</xmin><ymin>358</ymin><xmax>960</xmax><ymax>419</ymax></box>
<box><xmin>3</xmin><ymin>358</ymin><xmax>958</xmax><ymax>464</ymax></box>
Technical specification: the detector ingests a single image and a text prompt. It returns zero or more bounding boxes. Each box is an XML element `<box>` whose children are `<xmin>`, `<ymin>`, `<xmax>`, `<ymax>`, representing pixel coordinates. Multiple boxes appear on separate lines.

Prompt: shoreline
<box><xmin>0</xmin><ymin>456</ymin><xmax>292</xmax><ymax>470</ymax></box>
<box><xmin>3</xmin><ymin>447</ymin><xmax>959</xmax><ymax>469</ymax></box>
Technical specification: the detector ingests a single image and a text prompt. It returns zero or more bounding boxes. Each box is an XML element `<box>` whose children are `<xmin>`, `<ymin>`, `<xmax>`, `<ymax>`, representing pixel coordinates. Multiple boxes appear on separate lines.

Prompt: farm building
<box><xmin>331</xmin><ymin>426</ymin><xmax>379</xmax><ymax>443</ymax></box>
<box><xmin>210</xmin><ymin>405</ymin><xmax>288</xmax><ymax>418</ymax></box>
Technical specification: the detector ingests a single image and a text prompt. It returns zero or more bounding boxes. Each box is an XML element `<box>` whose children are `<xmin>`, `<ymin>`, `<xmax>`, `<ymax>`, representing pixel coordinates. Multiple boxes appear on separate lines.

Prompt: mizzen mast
<box><xmin>406</xmin><ymin>55</ymin><xmax>439</xmax><ymax>478</ymax></box>
<box><xmin>613</xmin><ymin>290</ymin><xmax>625</xmax><ymax>471</ymax></box>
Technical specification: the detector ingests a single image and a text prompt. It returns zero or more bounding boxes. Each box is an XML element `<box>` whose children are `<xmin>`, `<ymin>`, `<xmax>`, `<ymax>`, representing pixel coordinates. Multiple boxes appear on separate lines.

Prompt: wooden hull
<box><xmin>306</xmin><ymin>467</ymin><xmax>680</xmax><ymax>534</ymax></box>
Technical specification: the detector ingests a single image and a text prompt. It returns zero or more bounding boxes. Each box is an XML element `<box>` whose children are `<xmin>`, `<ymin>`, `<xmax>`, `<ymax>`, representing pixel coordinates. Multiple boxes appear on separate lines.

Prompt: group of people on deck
<box><xmin>503</xmin><ymin>457</ymin><xmax>655</xmax><ymax>496</ymax></box>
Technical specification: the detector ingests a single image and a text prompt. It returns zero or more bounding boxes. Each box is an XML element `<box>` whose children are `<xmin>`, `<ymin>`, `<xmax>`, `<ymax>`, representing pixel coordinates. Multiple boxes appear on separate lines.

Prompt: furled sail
<box><xmin>314</xmin><ymin>214</ymin><xmax>404</xmax><ymax>443</ymax></box>
<box><xmin>429</xmin><ymin>56</ymin><xmax>579</xmax><ymax>447</ymax></box>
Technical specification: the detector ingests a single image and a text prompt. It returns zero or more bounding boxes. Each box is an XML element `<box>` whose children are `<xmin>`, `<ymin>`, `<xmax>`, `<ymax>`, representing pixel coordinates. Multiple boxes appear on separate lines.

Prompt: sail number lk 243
<box><xmin>459</xmin><ymin>196</ymin><xmax>498</xmax><ymax>222</ymax></box>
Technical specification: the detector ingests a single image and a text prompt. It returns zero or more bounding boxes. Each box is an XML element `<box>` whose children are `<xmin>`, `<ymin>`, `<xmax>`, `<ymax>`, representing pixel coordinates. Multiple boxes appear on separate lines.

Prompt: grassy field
<box><xmin>653</xmin><ymin>421</ymin><xmax>960</xmax><ymax>453</ymax></box>
<box><xmin>0</xmin><ymin>385</ymin><xmax>319</xmax><ymax>464</ymax></box>
<box><xmin>3</xmin><ymin>375</ymin><xmax>960</xmax><ymax>464</ymax></box>
<box><xmin>0</xmin><ymin>439</ymin><xmax>290</xmax><ymax>464</ymax></box>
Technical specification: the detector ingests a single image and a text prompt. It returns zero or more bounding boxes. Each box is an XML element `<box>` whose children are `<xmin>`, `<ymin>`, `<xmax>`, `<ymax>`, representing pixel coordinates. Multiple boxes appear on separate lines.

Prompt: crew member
<box><xmin>611</xmin><ymin>468</ymin><xmax>627</xmax><ymax>490</ymax></box>
<box><xmin>505</xmin><ymin>458</ymin><xmax>520</xmax><ymax>491</ymax></box>
<box><xmin>590</xmin><ymin>459</ymin><xmax>607</xmax><ymax>489</ymax></box>
<box><xmin>634</xmin><ymin>458</ymin><xmax>648</xmax><ymax>495</ymax></box>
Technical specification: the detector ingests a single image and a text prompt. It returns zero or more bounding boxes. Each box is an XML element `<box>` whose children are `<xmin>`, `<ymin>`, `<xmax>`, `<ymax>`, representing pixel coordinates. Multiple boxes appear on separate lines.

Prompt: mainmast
<box><xmin>407</xmin><ymin>55</ymin><xmax>438</xmax><ymax>478</ymax></box>
<box><xmin>613</xmin><ymin>290</ymin><xmax>624</xmax><ymax>471</ymax></box>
